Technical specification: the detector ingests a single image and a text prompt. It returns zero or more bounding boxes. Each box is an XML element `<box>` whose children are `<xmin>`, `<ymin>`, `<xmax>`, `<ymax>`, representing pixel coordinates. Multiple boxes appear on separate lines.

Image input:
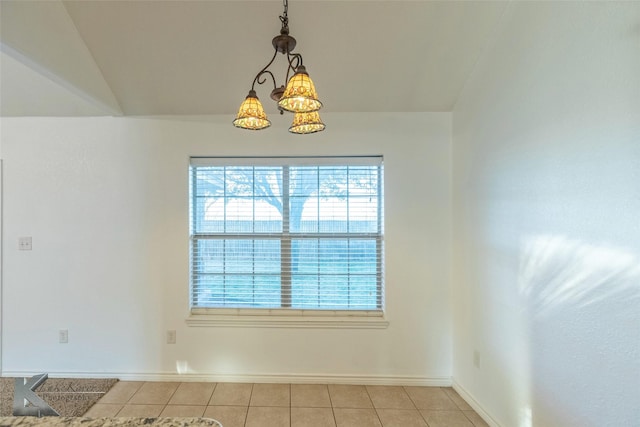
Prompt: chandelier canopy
<box><xmin>232</xmin><ymin>0</ymin><xmax>324</xmax><ymax>134</ymax></box>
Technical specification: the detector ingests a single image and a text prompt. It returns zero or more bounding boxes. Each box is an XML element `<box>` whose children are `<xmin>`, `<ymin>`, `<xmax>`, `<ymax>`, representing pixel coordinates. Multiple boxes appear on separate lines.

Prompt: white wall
<box><xmin>0</xmin><ymin>112</ymin><xmax>453</xmax><ymax>383</ymax></box>
<box><xmin>452</xmin><ymin>2</ymin><xmax>640</xmax><ymax>427</ymax></box>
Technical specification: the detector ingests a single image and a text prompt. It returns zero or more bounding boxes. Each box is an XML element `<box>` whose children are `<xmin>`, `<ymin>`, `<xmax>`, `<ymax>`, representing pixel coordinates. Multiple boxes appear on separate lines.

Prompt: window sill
<box><xmin>185</xmin><ymin>309</ymin><xmax>389</xmax><ymax>329</ymax></box>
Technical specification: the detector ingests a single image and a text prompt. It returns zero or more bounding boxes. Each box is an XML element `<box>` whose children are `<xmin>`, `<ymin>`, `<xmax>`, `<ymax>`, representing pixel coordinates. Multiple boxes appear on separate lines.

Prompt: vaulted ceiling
<box><xmin>0</xmin><ymin>0</ymin><xmax>507</xmax><ymax>117</ymax></box>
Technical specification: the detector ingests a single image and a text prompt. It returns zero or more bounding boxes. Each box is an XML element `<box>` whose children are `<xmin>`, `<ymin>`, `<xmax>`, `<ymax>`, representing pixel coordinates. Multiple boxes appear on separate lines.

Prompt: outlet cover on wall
<box><xmin>19</xmin><ymin>237</ymin><xmax>32</xmax><ymax>250</ymax></box>
<box><xmin>167</xmin><ymin>330</ymin><xmax>176</xmax><ymax>344</ymax></box>
<box><xmin>59</xmin><ymin>329</ymin><xmax>68</xmax><ymax>344</ymax></box>
<box><xmin>473</xmin><ymin>350</ymin><xmax>481</xmax><ymax>369</ymax></box>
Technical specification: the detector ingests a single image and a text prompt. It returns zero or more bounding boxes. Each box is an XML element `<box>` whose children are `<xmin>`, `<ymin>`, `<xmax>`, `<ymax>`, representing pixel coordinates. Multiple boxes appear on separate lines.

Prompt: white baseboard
<box><xmin>3</xmin><ymin>371</ymin><xmax>452</xmax><ymax>386</ymax></box>
<box><xmin>452</xmin><ymin>379</ymin><xmax>501</xmax><ymax>427</ymax></box>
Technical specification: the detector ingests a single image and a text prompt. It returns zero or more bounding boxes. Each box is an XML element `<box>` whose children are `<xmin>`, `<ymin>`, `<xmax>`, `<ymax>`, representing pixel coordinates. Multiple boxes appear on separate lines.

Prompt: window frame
<box><xmin>186</xmin><ymin>156</ymin><xmax>388</xmax><ymax>328</ymax></box>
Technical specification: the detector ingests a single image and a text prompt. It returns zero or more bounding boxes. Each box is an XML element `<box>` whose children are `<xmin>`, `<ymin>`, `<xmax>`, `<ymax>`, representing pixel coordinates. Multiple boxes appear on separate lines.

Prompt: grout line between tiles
<box><xmin>327</xmin><ymin>384</ymin><xmax>337</xmax><ymax>427</ymax></box>
<box><xmin>208</xmin><ymin>382</ymin><xmax>218</xmax><ymax>407</ymax></box>
<box><xmin>363</xmin><ymin>385</ymin><xmax>383</xmax><ymax>426</ymax></box>
<box><xmin>162</xmin><ymin>381</ymin><xmax>180</xmax><ymax>416</ymax></box>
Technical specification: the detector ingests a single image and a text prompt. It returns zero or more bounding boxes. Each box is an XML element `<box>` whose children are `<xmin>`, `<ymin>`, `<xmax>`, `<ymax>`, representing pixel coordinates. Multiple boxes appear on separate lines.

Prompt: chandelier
<box><xmin>232</xmin><ymin>0</ymin><xmax>325</xmax><ymax>134</ymax></box>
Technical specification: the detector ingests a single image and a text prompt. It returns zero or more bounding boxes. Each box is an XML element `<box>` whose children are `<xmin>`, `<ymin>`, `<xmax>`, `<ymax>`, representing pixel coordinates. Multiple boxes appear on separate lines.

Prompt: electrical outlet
<box><xmin>19</xmin><ymin>237</ymin><xmax>32</xmax><ymax>251</ymax></box>
<box><xmin>59</xmin><ymin>329</ymin><xmax>68</xmax><ymax>344</ymax></box>
<box><xmin>167</xmin><ymin>330</ymin><xmax>176</xmax><ymax>344</ymax></box>
<box><xmin>473</xmin><ymin>350</ymin><xmax>481</xmax><ymax>369</ymax></box>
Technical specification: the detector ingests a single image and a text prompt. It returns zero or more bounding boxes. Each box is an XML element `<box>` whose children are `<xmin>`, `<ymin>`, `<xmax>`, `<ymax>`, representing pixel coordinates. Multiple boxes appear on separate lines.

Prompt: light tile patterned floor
<box><xmin>85</xmin><ymin>381</ymin><xmax>489</xmax><ymax>427</ymax></box>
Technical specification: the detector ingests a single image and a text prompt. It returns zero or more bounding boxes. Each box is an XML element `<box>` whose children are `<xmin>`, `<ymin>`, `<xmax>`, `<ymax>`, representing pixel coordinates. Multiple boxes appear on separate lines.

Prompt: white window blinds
<box><xmin>189</xmin><ymin>156</ymin><xmax>384</xmax><ymax>311</ymax></box>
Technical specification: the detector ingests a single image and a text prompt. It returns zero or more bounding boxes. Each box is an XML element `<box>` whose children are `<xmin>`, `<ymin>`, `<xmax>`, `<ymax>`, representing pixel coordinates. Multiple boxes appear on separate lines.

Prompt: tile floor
<box><xmin>85</xmin><ymin>381</ymin><xmax>489</xmax><ymax>427</ymax></box>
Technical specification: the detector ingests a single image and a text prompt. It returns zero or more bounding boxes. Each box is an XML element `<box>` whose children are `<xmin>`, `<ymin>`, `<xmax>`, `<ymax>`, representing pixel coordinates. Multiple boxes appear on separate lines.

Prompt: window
<box><xmin>189</xmin><ymin>156</ymin><xmax>384</xmax><ymax>314</ymax></box>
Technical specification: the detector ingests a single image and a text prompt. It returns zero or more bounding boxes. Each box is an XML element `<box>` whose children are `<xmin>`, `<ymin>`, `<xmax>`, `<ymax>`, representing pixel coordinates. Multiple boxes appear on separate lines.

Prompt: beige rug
<box><xmin>0</xmin><ymin>377</ymin><xmax>118</xmax><ymax>417</ymax></box>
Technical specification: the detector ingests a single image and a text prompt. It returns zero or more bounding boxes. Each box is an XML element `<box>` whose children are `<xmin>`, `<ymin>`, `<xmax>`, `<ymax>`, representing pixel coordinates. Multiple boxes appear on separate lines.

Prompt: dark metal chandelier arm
<box><xmin>285</xmin><ymin>52</ymin><xmax>293</xmax><ymax>83</ymax></box>
<box><xmin>285</xmin><ymin>52</ymin><xmax>303</xmax><ymax>81</ymax></box>
<box><xmin>250</xmin><ymin>48</ymin><xmax>280</xmax><ymax>92</ymax></box>
<box><xmin>254</xmin><ymin>70</ymin><xmax>277</xmax><ymax>91</ymax></box>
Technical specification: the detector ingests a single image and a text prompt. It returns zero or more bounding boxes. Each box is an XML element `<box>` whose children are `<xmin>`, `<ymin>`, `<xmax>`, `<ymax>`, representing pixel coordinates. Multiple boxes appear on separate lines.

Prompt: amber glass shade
<box><xmin>289</xmin><ymin>111</ymin><xmax>325</xmax><ymax>134</ymax></box>
<box><xmin>278</xmin><ymin>66</ymin><xmax>322</xmax><ymax>113</ymax></box>
<box><xmin>233</xmin><ymin>91</ymin><xmax>271</xmax><ymax>130</ymax></box>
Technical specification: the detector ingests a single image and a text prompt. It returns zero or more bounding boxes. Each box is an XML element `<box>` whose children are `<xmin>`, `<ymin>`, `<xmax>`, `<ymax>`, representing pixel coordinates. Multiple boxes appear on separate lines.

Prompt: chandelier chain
<box><xmin>280</xmin><ymin>0</ymin><xmax>289</xmax><ymax>31</ymax></box>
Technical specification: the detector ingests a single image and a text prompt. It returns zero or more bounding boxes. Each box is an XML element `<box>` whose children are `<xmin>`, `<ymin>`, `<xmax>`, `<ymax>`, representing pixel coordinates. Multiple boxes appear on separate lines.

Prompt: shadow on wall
<box><xmin>518</xmin><ymin>235</ymin><xmax>640</xmax><ymax>427</ymax></box>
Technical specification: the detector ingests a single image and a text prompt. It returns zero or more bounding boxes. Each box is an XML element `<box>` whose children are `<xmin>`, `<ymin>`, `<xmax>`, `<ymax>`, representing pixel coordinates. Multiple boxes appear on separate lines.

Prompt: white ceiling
<box><xmin>0</xmin><ymin>0</ymin><xmax>508</xmax><ymax>117</ymax></box>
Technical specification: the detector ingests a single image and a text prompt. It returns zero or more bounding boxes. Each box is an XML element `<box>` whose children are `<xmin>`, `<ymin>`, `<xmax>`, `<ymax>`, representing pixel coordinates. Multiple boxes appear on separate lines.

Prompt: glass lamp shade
<box><xmin>278</xmin><ymin>65</ymin><xmax>323</xmax><ymax>113</ymax></box>
<box><xmin>289</xmin><ymin>111</ymin><xmax>326</xmax><ymax>134</ymax></box>
<box><xmin>233</xmin><ymin>91</ymin><xmax>271</xmax><ymax>130</ymax></box>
